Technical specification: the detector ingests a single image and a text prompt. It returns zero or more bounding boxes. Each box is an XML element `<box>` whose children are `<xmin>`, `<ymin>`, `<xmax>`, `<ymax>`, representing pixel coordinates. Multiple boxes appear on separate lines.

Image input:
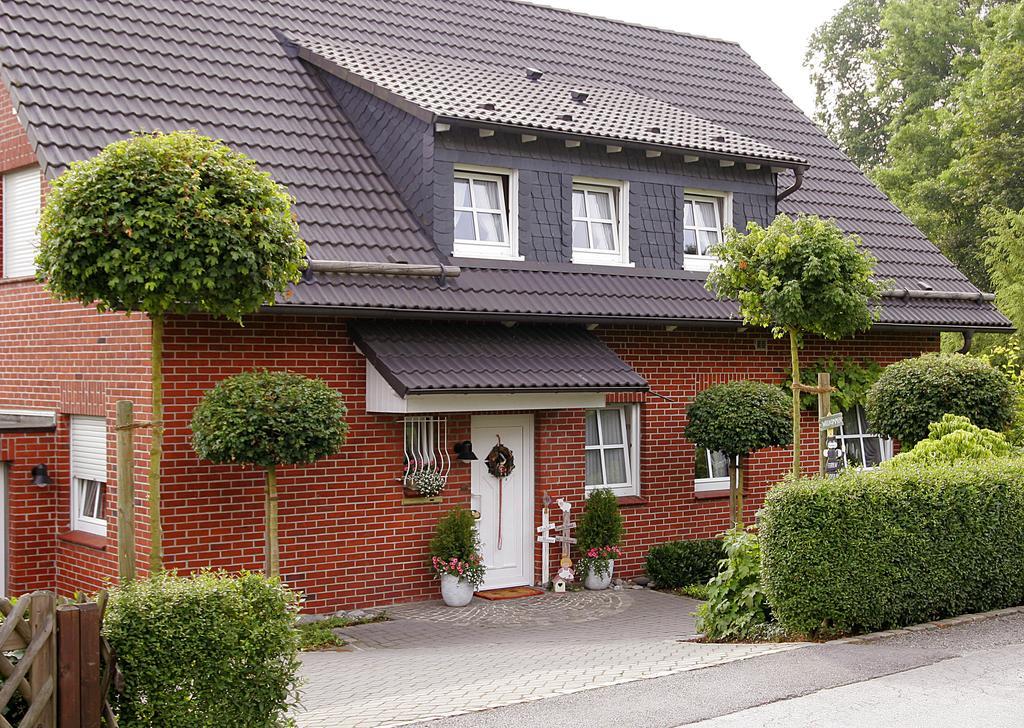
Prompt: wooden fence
<box><xmin>0</xmin><ymin>592</ymin><xmax>118</xmax><ymax>728</ymax></box>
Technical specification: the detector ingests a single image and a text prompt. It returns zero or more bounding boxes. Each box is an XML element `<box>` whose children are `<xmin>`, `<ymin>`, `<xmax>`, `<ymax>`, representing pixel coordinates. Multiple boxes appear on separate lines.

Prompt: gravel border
<box><xmin>829</xmin><ymin>605</ymin><xmax>1024</xmax><ymax>644</ymax></box>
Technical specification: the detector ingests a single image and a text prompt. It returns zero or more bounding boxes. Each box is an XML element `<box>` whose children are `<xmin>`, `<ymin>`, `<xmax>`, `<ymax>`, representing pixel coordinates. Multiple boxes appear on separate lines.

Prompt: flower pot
<box><xmin>584</xmin><ymin>560</ymin><xmax>614</xmax><ymax>591</ymax></box>
<box><xmin>440</xmin><ymin>573</ymin><xmax>475</xmax><ymax>607</ymax></box>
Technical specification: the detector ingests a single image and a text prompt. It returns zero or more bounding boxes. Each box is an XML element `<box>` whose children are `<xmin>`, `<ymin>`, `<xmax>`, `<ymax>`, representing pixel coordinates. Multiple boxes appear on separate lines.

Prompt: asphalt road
<box><xmin>418</xmin><ymin>613</ymin><xmax>1024</xmax><ymax>727</ymax></box>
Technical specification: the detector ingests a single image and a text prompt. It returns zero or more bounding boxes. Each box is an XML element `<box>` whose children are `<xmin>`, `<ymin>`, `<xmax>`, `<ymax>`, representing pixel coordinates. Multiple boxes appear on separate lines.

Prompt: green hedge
<box><xmin>760</xmin><ymin>459</ymin><xmax>1024</xmax><ymax>636</ymax></box>
<box><xmin>645</xmin><ymin>539</ymin><xmax>724</xmax><ymax>589</ymax></box>
<box><xmin>104</xmin><ymin>572</ymin><xmax>301</xmax><ymax>728</ymax></box>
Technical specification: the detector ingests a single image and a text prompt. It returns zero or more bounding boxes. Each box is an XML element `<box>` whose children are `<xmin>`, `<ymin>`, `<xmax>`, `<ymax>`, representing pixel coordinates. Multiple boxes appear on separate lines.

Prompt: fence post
<box><xmin>29</xmin><ymin>591</ymin><xmax>56</xmax><ymax>728</ymax></box>
<box><xmin>817</xmin><ymin>372</ymin><xmax>831</xmax><ymax>477</ymax></box>
<box><xmin>78</xmin><ymin>603</ymin><xmax>102</xmax><ymax>728</ymax></box>
<box><xmin>57</xmin><ymin>605</ymin><xmax>81</xmax><ymax>728</ymax></box>
<box><xmin>116</xmin><ymin>400</ymin><xmax>137</xmax><ymax>582</ymax></box>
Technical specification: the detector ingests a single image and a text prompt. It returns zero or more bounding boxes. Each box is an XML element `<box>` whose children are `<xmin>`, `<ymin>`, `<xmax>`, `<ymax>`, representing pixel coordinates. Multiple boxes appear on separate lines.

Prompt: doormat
<box><xmin>475</xmin><ymin>586</ymin><xmax>545</xmax><ymax>601</ymax></box>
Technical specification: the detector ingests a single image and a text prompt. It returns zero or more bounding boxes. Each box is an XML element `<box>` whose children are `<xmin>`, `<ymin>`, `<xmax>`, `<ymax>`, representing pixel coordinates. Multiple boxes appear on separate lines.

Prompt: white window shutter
<box><xmin>71</xmin><ymin>416</ymin><xmax>108</xmax><ymax>482</ymax></box>
<box><xmin>3</xmin><ymin>166</ymin><xmax>42</xmax><ymax>278</ymax></box>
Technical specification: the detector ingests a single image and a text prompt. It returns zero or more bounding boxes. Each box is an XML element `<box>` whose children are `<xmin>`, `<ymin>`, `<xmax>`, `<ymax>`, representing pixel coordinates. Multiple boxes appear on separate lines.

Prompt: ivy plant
<box><xmin>707</xmin><ymin>214</ymin><xmax>883</xmax><ymax>475</ymax></box>
<box><xmin>786</xmin><ymin>357</ymin><xmax>885</xmax><ymax>412</ymax></box>
<box><xmin>37</xmin><ymin>131</ymin><xmax>306</xmax><ymax>571</ymax></box>
<box><xmin>191</xmin><ymin>371</ymin><xmax>348</xmax><ymax>576</ymax></box>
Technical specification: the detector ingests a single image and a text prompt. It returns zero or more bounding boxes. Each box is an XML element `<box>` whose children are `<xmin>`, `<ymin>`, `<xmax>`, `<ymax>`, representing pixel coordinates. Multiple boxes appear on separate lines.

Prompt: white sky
<box><xmin>518</xmin><ymin>0</ymin><xmax>848</xmax><ymax>116</ymax></box>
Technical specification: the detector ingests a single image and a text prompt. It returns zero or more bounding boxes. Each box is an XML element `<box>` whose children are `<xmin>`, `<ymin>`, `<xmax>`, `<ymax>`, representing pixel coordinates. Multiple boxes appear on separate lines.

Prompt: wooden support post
<box><xmin>28</xmin><ymin>591</ymin><xmax>56</xmax><ymax>728</ymax></box>
<box><xmin>78</xmin><ymin>603</ymin><xmax>102</xmax><ymax>728</ymax></box>
<box><xmin>116</xmin><ymin>400</ymin><xmax>137</xmax><ymax>582</ymax></box>
<box><xmin>817</xmin><ymin>372</ymin><xmax>831</xmax><ymax>477</ymax></box>
<box><xmin>57</xmin><ymin>606</ymin><xmax>81</xmax><ymax>728</ymax></box>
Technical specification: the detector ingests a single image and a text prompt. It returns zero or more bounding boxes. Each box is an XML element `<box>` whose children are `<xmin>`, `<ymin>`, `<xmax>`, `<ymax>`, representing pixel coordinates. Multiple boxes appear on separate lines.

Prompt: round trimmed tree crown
<box><xmin>686</xmin><ymin>380</ymin><xmax>792</xmax><ymax>457</ymax></box>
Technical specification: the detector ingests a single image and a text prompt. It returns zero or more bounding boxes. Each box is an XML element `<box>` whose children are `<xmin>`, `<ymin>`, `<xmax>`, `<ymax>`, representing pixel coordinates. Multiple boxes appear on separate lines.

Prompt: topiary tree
<box><xmin>190</xmin><ymin>371</ymin><xmax>348</xmax><ymax>576</ymax></box>
<box><xmin>37</xmin><ymin>131</ymin><xmax>306</xmax><ymax>572</ymax></box>
<box><xmin>576</xmin><ymin>488</ymin><xmax>623</xmax><ymax>551</ymax></box>
<box><xmin>685</xmin><ymin>380</ymin><xmax>792</xmax><ymax>526</ymax></box>
<box><xmin>707</xmin><ymin>214</ymin><xmax>883</xmax><ymax>476</ymax></box>
<box><xmin>867</xmin><ymin>353</ymin><xmax>1016</xmax><ymax>446</ymax></box>
<box><xmin>429</xmin><ymin>508</ymin><xmax>480</xmax><ymax>563</ymax></box>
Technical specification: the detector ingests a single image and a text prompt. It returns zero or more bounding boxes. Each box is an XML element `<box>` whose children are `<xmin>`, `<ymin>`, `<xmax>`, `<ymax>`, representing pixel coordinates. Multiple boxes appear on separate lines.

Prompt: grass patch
<box><xmin>297</xmin><ymin>611</ymin><xmax>389</xmax><ymax>650</ymax></box>
<box><xmin>672</xmin><ymin>584</ymin><xmax>710</xmax><ymax>601</ymax></box>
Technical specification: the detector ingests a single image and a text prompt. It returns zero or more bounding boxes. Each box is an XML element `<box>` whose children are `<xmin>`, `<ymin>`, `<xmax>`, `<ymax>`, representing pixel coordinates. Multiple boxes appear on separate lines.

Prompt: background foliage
<box><xmin>787</xmin><ymin>358</ymin><xmax>884</xmax><ymax>412</ymax></box>
<box><xmin>576</xmin><ymin>488</ymin><xmax>624</xmax><ymax>551</ymax></box>
<box><xmin>686</xmin><ymin>380</ymin><xmax>792</xmax><ymax>457</ymax></box>
<box><xmin>104</xmin><ymin>571</ymin><xmax>301</xmax><ymax>728</ymax></box>
<box><xmin>760</xmin><ymin>459</ymin><xmax>1024</xmax><ymax>636</ymax></box>
<box><xmin>866</xmin><ymin>353</ymin><xmax>1015</xmax><ymax>446</ymax></box>
<box><xmin>645</xmin><ymin>539</ymin><xmax>723</xmax><ymax>590</ymax></box>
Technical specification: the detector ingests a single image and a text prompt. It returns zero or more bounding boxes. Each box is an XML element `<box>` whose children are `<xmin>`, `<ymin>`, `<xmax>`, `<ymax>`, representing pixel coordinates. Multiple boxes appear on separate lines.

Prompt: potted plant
<box><xmin>576</xmin><ymin>488</ymin><xmax>623</xmax><ymax>590</ymax></box>
<box><xmin>406</xmin><ymin>468</ymin><xmax>446</xmax><ymax>498</ymax></box>
<box><xmin>429</xmin><ymin>508</ymin><xmax>485</xmax><ymax>606</ymax></box>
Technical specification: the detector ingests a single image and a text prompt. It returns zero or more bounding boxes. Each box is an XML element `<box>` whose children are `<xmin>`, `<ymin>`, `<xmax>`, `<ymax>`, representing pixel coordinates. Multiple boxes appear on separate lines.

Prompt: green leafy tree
<box><xmin>685</xmin><ymin>380</ymin><xmax>792</xmax><ymax>526</ymax></box>
<box><xmin>866</xmin><ymin>352</ymin><xmax>1016</xmax><ymax>446</ymax></box>
<box><xmin>191</xmin><ymin>371</ymin><xmax>348</xmax><ymax>576</ymax></box>
<box><xmin>37</xmin><ymin>131</ymin><xmax>306</xmax><ymax>572</ymax></box>
<box><xmin>707</xmin><ymin>215</ymin><xmax>882</xmax><ymax>476</ymax></box>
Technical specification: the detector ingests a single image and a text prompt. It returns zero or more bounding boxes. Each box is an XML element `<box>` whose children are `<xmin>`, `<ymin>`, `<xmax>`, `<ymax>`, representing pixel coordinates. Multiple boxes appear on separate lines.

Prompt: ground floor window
<box><xmin>70</xmin><ymin>415</ymin><xmax>108</xmax><ymax>536</ymax></box>
<box><xmin>584</xmin><ymin>404</ymin><xmax>640</xmax><ymax>497</ymax></box>
<box><xmin>837</xmin><ymin>404</ymin><xmax>892</xmax><ymax>469</ymax></box>
<box><xmin>695</xmin><ymin>447</ymin><xmax>733</xmax><ymax>493</ymax></box>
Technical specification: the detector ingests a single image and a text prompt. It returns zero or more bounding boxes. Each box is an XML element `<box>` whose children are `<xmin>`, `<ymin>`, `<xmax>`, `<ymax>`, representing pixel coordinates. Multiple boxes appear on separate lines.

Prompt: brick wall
<box><xmin>0</xmin><ymin>84</ymin><xmax>36</xmax><ymax>174</ymax></box>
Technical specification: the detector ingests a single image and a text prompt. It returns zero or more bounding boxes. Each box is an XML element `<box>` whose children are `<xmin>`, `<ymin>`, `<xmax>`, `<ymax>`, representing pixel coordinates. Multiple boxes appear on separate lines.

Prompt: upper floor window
<box><xmin>70</xmin><ymin>415</ymin><xmax>108</xmax><ymax>537</ymax></box>
<box><xmin>682</xmin><ymin>189</ymin><xmax>731</xmax><ymax>272</ymax></box>
<box><xmin>572</xmin><ymin>178</ymin><xmax>630</xmax><ymax>266</ymax></box>
<box><xmin>584</xmin><ymin>404</ymin><xmax>640</xmax><ymax>497</ymax></box>
<box><xmin>453</xmin><ymin>167</ymin><xmax>520</xmax><ymax>260</ymax></box>
<box><xmin>836</xmin><ymin>404</ymin><xmax>892</xmax><ymax>469</ymax></box>
<box><xmin>3</xmin><ymin>166</ymin><xmax>41</xmax><ymax>278</ymax></box>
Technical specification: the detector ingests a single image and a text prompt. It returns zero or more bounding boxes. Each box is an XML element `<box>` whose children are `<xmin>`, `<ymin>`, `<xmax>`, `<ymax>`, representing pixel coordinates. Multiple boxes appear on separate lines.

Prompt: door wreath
<box><xmin>485</xmin><ymin>436</ymin><xmax>515</xmax><ymax>549</ymax></box>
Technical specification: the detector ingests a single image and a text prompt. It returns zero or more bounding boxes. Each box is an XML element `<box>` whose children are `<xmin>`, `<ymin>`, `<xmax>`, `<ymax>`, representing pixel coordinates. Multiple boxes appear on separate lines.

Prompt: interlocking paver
<box><xmin>294</xmin><ymin>589</ymin><xmax>803</xmax><ymax>727</ymax></box>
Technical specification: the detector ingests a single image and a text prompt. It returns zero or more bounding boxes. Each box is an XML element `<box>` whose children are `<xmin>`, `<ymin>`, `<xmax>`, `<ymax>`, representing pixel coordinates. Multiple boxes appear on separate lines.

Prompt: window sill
<box><xmin>571</xmin><ymin>256</ymin><xmax>634</xmax><ymax>268</ymax></box>
<box><xmin>694</xmin><ymin>488</ymin><xmax>730</xmax><ymax>500</ymax></box>
<box><xmin>452</xmin><ymin>247</ymin><xmax>524</xmax><ymax>262</ymax></box>
<box><xmin>0</xmin><ymin>275</ymin><xmax>38</xmax><ymax>285</ymax></box>
<box><xmin>59</xmin><ymin>530</ymin><xmax>108</xmax><ymax>551</ymax></box>
<box><xmin>615</xmin><ymin>495</ymin><xmax>648</xmax><ymax>507</ymax></box>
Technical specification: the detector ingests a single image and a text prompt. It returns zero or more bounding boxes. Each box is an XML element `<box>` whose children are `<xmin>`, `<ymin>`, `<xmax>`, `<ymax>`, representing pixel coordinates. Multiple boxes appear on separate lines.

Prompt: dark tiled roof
<box><xmin>0</xmin><ymin>0</ymin><xmax>1009</xmax><ymax>330</ymax></box>
<box><xmin>349</xmin><ymin>320</ymin><xmax>649</xmax><ymax>393</ymax></box>
<box><xmin>292</xmin><ymin>35</ymin><xmax>808</xmax><ymax>166</ymax></box>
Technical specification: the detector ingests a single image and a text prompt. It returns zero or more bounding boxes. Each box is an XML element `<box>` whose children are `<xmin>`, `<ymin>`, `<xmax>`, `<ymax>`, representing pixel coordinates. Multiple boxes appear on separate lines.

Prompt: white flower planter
<box><xmin>440</xmin><ymin>573</ymin><xmax>475</xmax><ymax>607</ymax></box>
<box><xmin>584</xmin><ymin>560</ymin><xmax>614</xmax><ymax>591</ymax></box>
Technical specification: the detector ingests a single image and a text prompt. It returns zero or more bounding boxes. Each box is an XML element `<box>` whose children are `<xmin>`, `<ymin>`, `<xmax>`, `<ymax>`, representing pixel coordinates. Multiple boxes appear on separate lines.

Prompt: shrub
<box><xmin>866</xmin><ymin>353</ymin><xmax>1016</xmax><ymax>446</ymax></box>
<box><xmin>887</xmin><ymin>414</ymin><xmax>1013</xmax><ymax>466</ymax></box>
<box><xmin>429</xmin><ymin>508</ymin><xmax>479</xmax><ymax>562</ymax></box>
<box><xmin>676</xmin><ymin>584</ymin><xmax>710</xmax><ymax>601</ymax></box>
<box><xmin>695</xmin><ymin>529</ymin><xmax>772</xmax><ymax>641</ymax></box>
<box><xmin>576</xmin><ymin>488</ymin><xmax>623</xmax><ymax>551</ymax></box>
<box><xmin>760</xmin><ymin>459</ymin><xmax>1024</xmax><ymax>637</ymax></box>
<box><xmin>104</xmin><ymin>571</ymin><xmax>300</xmax><ymax>728</ymax></box>
<box><xmin>685</xmin><ymin>381</ymin><xmax>792</xmax><ymax>458</ymax></box>
<box><xmin>645</xmin><ymin>539</ymin><xmax>724</xmax><ymax>589</ymax></box>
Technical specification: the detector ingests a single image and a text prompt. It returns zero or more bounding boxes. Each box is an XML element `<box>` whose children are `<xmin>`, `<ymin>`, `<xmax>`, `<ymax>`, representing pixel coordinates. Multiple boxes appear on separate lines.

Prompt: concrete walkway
<box><xmin>294</xmin><ymin>589</ymin><xmax>803</xmax><ymax>727</ymax></box>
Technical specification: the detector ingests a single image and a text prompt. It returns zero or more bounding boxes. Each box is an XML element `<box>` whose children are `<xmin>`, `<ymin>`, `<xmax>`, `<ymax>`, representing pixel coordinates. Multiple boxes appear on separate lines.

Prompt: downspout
<box><xmin>307</xmin><ymin>259</ymin><xmax>462</xmax><ymax>279</ymax></box>
<box><xmin>776</xmin><ymin>167</ymin><xmax>805</xmax><ymax>204</ymax></box>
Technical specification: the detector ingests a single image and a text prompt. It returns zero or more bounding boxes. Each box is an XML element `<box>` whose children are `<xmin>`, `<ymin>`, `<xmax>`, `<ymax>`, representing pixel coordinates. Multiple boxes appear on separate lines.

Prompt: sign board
<box><xmin>819</xmin><ymin>412</ymin><xmax>844</xmax><ymax>431</ymax></box>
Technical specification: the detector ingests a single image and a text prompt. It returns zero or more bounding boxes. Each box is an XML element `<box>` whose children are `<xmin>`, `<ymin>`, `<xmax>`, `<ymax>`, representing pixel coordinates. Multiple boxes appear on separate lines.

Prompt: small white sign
<box><xmin>819</xmin><ymin>413</ymin><xmax>845</xmax><ymax>431</ymax></box>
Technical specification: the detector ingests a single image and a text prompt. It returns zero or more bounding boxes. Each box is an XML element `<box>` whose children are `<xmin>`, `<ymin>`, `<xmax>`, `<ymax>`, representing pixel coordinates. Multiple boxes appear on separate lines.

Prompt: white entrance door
<box><xmin>470</xmin><ymin>415</ymin><xmax>534</xmax><ymax>590</ymax></box>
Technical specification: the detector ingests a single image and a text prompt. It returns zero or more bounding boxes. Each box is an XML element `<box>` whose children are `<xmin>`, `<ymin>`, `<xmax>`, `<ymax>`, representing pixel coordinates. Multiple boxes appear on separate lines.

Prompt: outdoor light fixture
<box><xmin>31</xmin><ymin>463</ymin><xmax>52</xmax><ymax>486</ymax></box>
<box><xmin>453</xmin><ymin>441</ymin><xmax>478</xmax><ymax>461</ymax></box>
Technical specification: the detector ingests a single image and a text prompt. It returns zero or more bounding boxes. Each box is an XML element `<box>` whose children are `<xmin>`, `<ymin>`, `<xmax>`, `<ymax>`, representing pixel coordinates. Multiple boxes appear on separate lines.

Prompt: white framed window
<box><xmin>695</xmin><ymin>448</ymin><xmax>734</xmax><ymax>493</ymax></box>
<box><xmin>572</xmin><ymin>178</ymin><xmax>631</xmax><ymax>266</ymax></box>
<box><xmin>584</xmin><ymin>404</ymin><xmax>640</xmax><ymax>497</ymax></box>
<box><xmin>453</xmin><ymin>166</ymin><xmax>520</xmax><ymax>260</ymax></box>
<box><xmin>3</xmin><ymin>166</ymin><xmax>42</xmax><ymax>278</ymax></box>
<box><xmin>836</xmin><ymin>404</ymin><xmax>892</xmax><ymax>469</ymax></box>
<box><xmin>682</xmin><ymin>189</ymin><xmax>732</xmax><ymax>272</ymax></box>
<box><xmin>70</xmin><ymin>415</ymin><xmax>108</xmax><ymax>536</ymax></box>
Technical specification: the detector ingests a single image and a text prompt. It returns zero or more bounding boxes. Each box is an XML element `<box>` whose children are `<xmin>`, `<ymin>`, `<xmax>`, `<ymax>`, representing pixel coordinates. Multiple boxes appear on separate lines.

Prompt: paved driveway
<box><xmin>295</xmin><ymin>589</ymin><xmax>803</xmax><ymax>727</ymax></box>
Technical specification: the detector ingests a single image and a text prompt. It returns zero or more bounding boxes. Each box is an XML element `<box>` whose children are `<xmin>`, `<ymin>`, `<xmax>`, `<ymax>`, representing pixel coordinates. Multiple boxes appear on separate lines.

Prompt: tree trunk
<box><xmin>265</xmin><ymin>465</ymin><xmax>279</xmax><ymax>577</ymax></box>
<box><xmin>790</xmin><ymin>328</ymin><xmax>802</xmax><ymax>478</ymax></box>
<box><xmin>148</xmin><ymin>312</ymin><xmax>164</xmax><ymax>573</ymax></box>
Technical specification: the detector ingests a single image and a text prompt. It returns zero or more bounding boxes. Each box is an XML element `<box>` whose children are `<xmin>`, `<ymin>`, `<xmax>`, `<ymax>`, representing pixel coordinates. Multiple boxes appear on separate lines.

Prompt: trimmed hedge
<box><xmin>645</xmin><ymin>539</ymin><xmax>724</xmax><ymax>589</ymax></box>
<box><xmin>104</xmin><ymin>572</ymin><xmax>301</xmax><ymax>728</ymax></box>
<box><xmin>760</xmin><ymin>459</ymin><xmax>1024</xmax><ymax>636</ymax></box>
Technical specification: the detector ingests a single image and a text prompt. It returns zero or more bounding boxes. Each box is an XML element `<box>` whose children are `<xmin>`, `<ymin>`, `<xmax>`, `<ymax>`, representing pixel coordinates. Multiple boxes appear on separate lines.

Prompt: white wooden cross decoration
<box><xmin>537</xmin><ymin>493</ymin><xmax>576</xmax><ymax>586</ymax></box>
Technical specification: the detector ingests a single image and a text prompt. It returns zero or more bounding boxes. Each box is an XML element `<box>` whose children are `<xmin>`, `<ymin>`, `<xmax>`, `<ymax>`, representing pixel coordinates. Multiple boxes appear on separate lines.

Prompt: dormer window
<box><xmin>453</xmin><ymin>166</ymin><xmax>520</xmax><ymax>260</ymax></box>
<box><xmin>571</xmin><ymin>178</ymin><xmax>630</xmax><ymax>266</ymax></box>
<box><xmin>682</xmin><ymin>189</ymin><xmax>732</xmax><ymax>272</ymax></box>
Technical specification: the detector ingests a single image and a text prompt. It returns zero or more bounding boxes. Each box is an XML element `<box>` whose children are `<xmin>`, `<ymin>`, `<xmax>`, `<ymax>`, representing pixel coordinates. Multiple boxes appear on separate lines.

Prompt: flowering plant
<box><xmin>431</xmin><ymin>555</ymin><xmax>486</xmax><ymax>587</ymax></box>
<box><xmin>576</xmin><ymin>545</ymin><xmax>622</xmax><ymax>578</ymax></box>
<box><xmin>406</xmin><ymin>468</ymin><xmax>446</xmax><ymax>497</ymax></box>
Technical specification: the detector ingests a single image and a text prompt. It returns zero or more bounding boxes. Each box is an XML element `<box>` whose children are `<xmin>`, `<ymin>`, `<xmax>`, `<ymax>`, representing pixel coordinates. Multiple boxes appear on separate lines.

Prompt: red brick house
<box><xmin>0</xmin><ymin>0</ymin><xmax>1010</xmax><ymax>610</ymax></box>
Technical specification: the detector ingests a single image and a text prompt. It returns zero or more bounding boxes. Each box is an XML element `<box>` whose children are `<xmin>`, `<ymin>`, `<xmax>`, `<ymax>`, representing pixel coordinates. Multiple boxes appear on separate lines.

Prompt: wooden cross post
<box><xmin>536</xmin><ymin>493</ymin><xmax>556</xmax><ymax>585</ymax></box>
<box><xmin>793</xmin><ymin>374</ymin><xmax>835</xmax><ymax>477</ymax></box>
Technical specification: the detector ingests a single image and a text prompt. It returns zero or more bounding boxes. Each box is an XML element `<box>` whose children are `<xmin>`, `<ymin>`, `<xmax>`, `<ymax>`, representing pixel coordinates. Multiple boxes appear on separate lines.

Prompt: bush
<box><xmin>685</xmin><ymin>380</ymin><xmax>792</xmax><ymax>457</ymax></box>
<box><xmin>429</xmin><ymin>508</ymin><xmax>479</xmax><ymax>562</ymax></box>
<box><xmin>576</xmin><ymin>488</ymin><xmax>623</xmax><ymax>550</ymax></box>
<box><xmin>760</xmin><ymin>459</ymin><xmax>1024</xmax><ymax>637</ymax></box>
<box><xmin>887</xmin><ymin>414</ymin><xmax>1013</xmax><ymax>466</ymax></box>
<box><xmin>645</xmin><ymin>539</ymin><xmax>724</xmax><ymax>589</ymax></box>
<box><xmin>695</xmin><ymin>529</ymin><xmax>772</xmax><ymax>641</ymax></box>
<box><xmin>104</xmin><ymin>572</ymin><xmax>300</xmax><ymax>728</ymax></box>
<box><xmin>866</xmin><ymin>353</ymin><xmax>1016</xmax><ymax>446</ymax></box>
